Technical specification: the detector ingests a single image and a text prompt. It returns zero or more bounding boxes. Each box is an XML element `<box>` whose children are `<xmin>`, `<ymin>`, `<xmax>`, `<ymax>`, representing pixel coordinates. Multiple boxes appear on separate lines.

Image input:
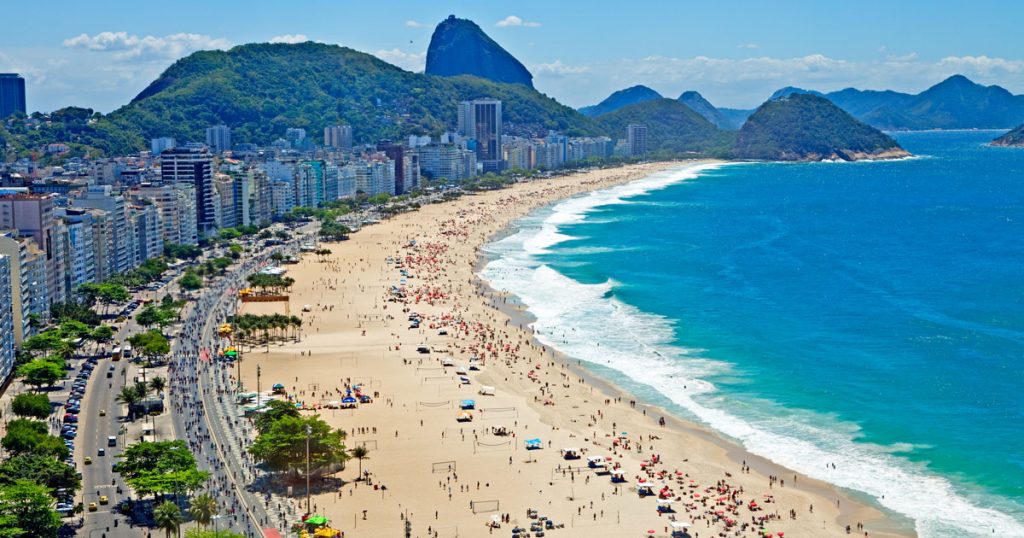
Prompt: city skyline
<box><xmin>2</xmin><ymin>0</ymin><xmax>1024</xmax><ymax>113</ymax></box>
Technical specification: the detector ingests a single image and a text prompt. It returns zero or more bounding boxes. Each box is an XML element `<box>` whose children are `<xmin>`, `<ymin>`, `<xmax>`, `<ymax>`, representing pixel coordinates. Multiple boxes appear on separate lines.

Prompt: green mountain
<box><xmin>596</xmin><ymin>98</ymin><xmax>734</xmax><ymax>156</ymax></box>
<box><xmin>786</xmin><ymin>75</ymin><xmax>1024</xmax><ymax>130</ymax></box>
<box><xmin>425</xmin><ymin>15</ymin><xmax>534</xmax><ymax>88</ymax></box>
<box><xmin>3</xmin><ymin>42</ymin><xmax>598</xmax><ymax>157</ymax></box>
<box><xmin>677</xmin><ymin>91</ymin><xmax>737</xmax><ymax>129</ymax></box>
<box><xmin>734</xmin><ymin>94</ymin><xmax>908</xmax><ymax>161</ymax></box>
<box><xmin>579</xmin><ymin>85</ymin><xmax>662</xmax><ymax>117</ymax></box>
<box><xmin>992</xmin><ymin>124</ymin><xmax>1024</xmax><ymax>147</ymax></box>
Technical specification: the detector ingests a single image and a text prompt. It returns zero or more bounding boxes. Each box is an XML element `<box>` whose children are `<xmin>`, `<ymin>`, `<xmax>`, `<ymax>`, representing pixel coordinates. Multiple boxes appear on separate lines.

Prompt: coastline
<box><xmin>237</xmin><ymin>160</ymin><xmax>912</xmax><ymax>538</ymax></box>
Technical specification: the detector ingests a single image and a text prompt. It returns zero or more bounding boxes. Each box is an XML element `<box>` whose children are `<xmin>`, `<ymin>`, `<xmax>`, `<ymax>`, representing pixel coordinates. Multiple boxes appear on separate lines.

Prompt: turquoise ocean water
<box><xmin>480</xmin><ymin>131</ymin><xmax>1024</xmax><ymax>537</ymax></box>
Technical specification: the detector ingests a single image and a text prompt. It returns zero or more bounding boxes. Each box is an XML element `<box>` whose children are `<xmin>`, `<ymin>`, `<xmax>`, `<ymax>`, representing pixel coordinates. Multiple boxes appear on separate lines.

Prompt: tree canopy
<box><xmin>10</xmin><ymin>394</ymin><xmax>51</xmax><ymax>419</ymax></box>
<box><xmin>1</xmin><ymin>420</ymin><xmax>68</xmax><ymax>460</ymax></box>
<box><xmin>0</xmin><ymin>480</ymin><xmax>62</xmax><ymax>538</ymax></box>
<box><xmin>249</xmin><ymin>414</ymin><xmax>348</xmax><ymax>474</ymax></box>
<box><xmin>115</xmin><ymin>440</ymin><xmax>209</xmax><ymax>498</ymax></box>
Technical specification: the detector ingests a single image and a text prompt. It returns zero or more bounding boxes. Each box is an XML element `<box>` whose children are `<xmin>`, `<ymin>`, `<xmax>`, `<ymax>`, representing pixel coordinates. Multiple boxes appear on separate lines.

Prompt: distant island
<box><xmin>733</xmin><ymin>94</ymin><xmax>909</xmax><ymax>161</ymax></box>
<box><xmin>992</xmin><ymin>125</ymin><xmax>1024</xmax><ymax>147</ymax></box>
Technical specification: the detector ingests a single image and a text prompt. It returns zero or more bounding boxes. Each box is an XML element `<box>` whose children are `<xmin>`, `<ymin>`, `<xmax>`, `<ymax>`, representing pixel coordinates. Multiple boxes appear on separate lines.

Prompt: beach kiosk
<box><xmin>441</xmin><ymin>357</ymin><xmax>456</xmax><ymax>367</ymax></box>
<box><xmin>657</xmin><ymin>499</ymin><xmax>675</xmax><ymax>513</ymax></box>
<box><xmin>670</xmin><ymin>521</ymin><xmax>691</xmax><ymax>537</ymax></box>
<box><xmin>561</xmin><ymin>448</ymin><xmax>581</xmax><ymax>460</ymax></box>
<box><xmin>460</xmin><ymin>399</ymin><xmax>475</xmax><ymax>410</ymax></box>
<box><xmin>610</xmin><ymin>470</ymin><xmax>626</xmax><ymax>483</ymax></box>
<box><xmin>587</xmin><ymin>456</ymin><xmax>608</xmax><ymax>473</ymax></box>
<box><xmin>525</xmin><ymin>438</ymin><xmax>543</xmax><ymax>450</ymax></box>
<box><xmin>637</xmin><ymin>482</ymin><xmax>655</xmax><ymax>498</ymax></box>
<box><xmin>271</xmin><ymin>383</ymin><xmax>286</xmax><ymax>394</ymax></box>
<box><xmin>478</xmin><ymin>386</ymin><xmax>495</xmax><ymax>396</ymax></box>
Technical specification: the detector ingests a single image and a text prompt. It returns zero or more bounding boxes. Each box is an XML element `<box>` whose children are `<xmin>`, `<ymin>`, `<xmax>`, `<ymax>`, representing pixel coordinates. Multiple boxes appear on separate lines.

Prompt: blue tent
<box><xmin>525</xmin><ymin>438</ymin><xmax>542</xmax><ymax>450</ymax></box>
<box><xmin>460</xmin><ymin>400</ymin><xmax>475</xmax><ymax>409</ymax></box>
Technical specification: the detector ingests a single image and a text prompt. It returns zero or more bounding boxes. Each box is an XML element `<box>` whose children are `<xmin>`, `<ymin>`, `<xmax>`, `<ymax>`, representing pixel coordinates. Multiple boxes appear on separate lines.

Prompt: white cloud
<box><xmin>531</xmin><ymin>60</ymin><xmax>590</xmax><ymax>76</ymax></box>
<box><xmin>269</xmin><ymin>34</ymin><xmax>308</xmax><ymax>44</ymax></box>
<box><xmin>405</xmin><ymin>20</ymin><xmax>424</xmax><ymax>28</ymax></box>
<box><xmin>373</xmin><ymin>49</ymin><xmax>426</xmax><ymax>72</ymax></box>
<box><xmin>739</xmin><ymin>43</ymin><xmax>759</xmax><ymax>50</ymax></box>
<box><xmin>937</xmin><ymin>55</ymin><xmax>1024</xmax><ymax>75</ymax></box>
<box><xmin>496</xmin><ymin>15</ymin><xmax>541</xmax><ymax>28</ymax></box>
<box><xmin>63</xmin><ymin>31</ymin><xmax>231</xmax><ymax>61</ymax></box>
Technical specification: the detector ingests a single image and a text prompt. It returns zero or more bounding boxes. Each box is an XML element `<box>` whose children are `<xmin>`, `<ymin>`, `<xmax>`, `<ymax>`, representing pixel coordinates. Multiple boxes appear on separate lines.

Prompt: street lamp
<box><xmin>212</xmin><ymin>514</ymin><xmax>225</xmax><ymax>536</ymax></box>
<box><xmin>305</xmin><ymin>424</ymin><xmax>312</xmax><ymax>515</ymax></box>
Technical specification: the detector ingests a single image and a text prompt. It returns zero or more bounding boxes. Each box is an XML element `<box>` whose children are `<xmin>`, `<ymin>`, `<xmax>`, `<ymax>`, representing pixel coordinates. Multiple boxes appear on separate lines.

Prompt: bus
<box><xmin>122</xmin><ymin>344</ymin><xmax>133</xmax><ymax>360</ymax></box>
<box><xmin>111</xmin><ymin>346</ymin><xmax>122</xmax><ymax>361</ymax></box>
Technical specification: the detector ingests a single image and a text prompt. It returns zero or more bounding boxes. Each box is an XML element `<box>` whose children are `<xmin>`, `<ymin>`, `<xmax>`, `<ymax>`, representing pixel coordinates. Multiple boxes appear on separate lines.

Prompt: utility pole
<box><xmin>256</xmin><ymin>364</ymin><xmax>261</xmax><ymax>405</ymax></box>
<box><xmin>305</xmin><ymin>424</ymin><xmax>312</xmax><ymax>515</ymax></box>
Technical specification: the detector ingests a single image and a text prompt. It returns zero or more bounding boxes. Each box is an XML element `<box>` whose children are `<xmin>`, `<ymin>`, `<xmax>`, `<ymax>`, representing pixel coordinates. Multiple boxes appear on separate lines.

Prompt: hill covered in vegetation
<box><xmin>579</xmin><ymin>85</ymin><xmax>662</xmax><ymax>117</ymax></box>
<box><xmin>597</xmin><ymin>98</ymin><xmax>735</xmax><ymax>157</ymax></box>
<box><xmin>733</xmin><ymin>94</ymin><xmax>908</xmax><ymax>161</ymax></box>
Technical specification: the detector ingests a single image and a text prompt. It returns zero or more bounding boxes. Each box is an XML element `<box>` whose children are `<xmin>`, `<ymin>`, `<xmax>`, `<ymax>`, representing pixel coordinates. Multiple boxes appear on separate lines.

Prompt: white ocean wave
<box><xmin>479</xmin><ymin>162</ymin><xmax>1024</xmax><ymax>538</ymax></box>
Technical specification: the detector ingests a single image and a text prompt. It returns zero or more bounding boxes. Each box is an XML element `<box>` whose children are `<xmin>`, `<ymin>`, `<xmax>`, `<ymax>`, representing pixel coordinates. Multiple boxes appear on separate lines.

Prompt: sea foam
<box><xmin>480</xmin><ymin>162</ymin><xmax>1024</xmax><ymax>538</ymax></box>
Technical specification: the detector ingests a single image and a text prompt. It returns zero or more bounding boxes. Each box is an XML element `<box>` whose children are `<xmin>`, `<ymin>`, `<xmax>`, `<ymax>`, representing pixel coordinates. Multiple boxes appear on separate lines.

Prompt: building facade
<box><xmin>0</xmin><ymin>74</ymin><xmax>26</xmax><ymax>119</ymax></box>
<box><xmin>458</xmin><ymin>99</ymin><xmax>503</xmax><ymax>172</ymax></box>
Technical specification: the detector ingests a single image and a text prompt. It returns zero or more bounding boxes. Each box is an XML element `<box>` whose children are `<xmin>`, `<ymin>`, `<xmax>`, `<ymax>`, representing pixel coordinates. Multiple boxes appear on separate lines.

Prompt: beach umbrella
<box><xmin>305</xmin><ymin>515</ymin><xmax>329</xmax><ymax>526</ymax></box>
<box><xmin>273</xmin><ymin>383</ymin><xmax>285</xmax><ymax>390</ymax></box>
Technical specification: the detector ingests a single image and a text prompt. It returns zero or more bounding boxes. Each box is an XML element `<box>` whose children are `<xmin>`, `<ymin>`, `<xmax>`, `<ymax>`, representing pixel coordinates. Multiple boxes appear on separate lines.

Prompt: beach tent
<box><xmin>459</xmin><ymin>376</ymin><xmax>471</xmax><ymax>384</ymax></box>
<box><xmin>326</xmin><ymin>401</ymin><xmax>341</xmax><ymax>409</ymax></box>
<box><xmin>587</xmin><ymin>456</ymin><xmax>606</xmax><ymax>468</ymax></box>
<box><xmin>272</xmin><ymin>383</ymin><xmax>285</xmax><ymax>393</ymax></box>
<box><xmin>670</xmin><ymin>521</ymin><xmax>691</xmax><ymax>529</ymax></box>
<box><xmin>525</xmin><ymin>438</ymin><xmax>542</xmax><ymax>450</ymax></box>
<box><xmin>341</xmin><ymin>396</ymin><xmax>358</xmax><ymax>408</ymax></box>
<box><xmin>304</xmin><ymin>515</ymin><xmax>329</xmax><ymax>526</ymax></box>
<box><xmin>561</xmin><ymin>448</ymin><xmax>581</xmax><ymax>460</ymax></box>
<box><xmin>457</xmin><ymin>411</ymin><xmax>473</xmax><ymax>422</ymax></box>
<box><xmin>478</xmin><ymin>386</ymin><xmax>495</xmax><ymax>396</ymax></box>
<box><xmin>657</xmin><ymin>499</ymin><xmax>675</xmax><ymax>513</ymax></box>
<box><xmin>455</xmin><ymin>365</ymin><xmax>468</xmax><ymax>375</ymax></box>
<box><xmin>636</xmin><ymin>483</ymin><xmax>655</xmax><ymax>497</ymax></box>
<box><xmin>610</xmin><ymin>470</ymin><xmax>626</xmax><ymax>483</ymax></box>
<box><xmin>460</xmin><ymin>400</ymin><xmax>475</xmax><ymax>409</ymax></box>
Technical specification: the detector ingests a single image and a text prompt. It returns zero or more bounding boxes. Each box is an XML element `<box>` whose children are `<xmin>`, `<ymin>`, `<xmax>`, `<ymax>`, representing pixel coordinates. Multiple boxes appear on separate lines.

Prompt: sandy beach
<box><xmin>238</xmin><ymin>161</ymin><xmax>912</xmax><ymax>538</ymax></box>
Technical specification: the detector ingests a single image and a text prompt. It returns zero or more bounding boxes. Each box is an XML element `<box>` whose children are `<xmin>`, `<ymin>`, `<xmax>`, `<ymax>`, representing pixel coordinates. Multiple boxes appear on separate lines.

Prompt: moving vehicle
<box><xmin>88</xmin><ymin>502</ymin><xmax>97</xmax><ymax>512</ymax></box>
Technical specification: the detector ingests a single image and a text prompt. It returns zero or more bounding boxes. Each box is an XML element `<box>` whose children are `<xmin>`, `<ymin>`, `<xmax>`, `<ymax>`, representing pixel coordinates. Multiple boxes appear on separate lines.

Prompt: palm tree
<box><xmin>154</xmin><ymin>500</ymin><xmax>183</xmax><ymax>538</ymax></box>
<box><xmin>116</xmin><ymin>386</ymin><xmax>142</xmax><ymax>421</ymax></box>
<box><xmin>350</xmin><ymin>445</ymin><xmax>370</xmax><ymax>479</ymax></box>
<box><xmin>188</xmin><ymin>492</ymin><xmax>218</xmax><ymax>529</ymax></box>
<box><xmin>150</xmin><ymin>376</ymin><xmax>167</xmax><ymax>395</ymax></box>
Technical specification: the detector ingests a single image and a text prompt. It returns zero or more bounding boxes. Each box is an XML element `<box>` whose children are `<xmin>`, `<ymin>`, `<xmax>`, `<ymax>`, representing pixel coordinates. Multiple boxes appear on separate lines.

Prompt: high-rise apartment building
<box><xmin>0</xmin><ymin>74</ymin><xmax>27</xmax><ymax>119</ymax></box>
<box><xmin>55</xmin><ymin>208</ymin><xmax>96</xmax><ymax>293</ymax></box>
<box><xmin>150</xmin><ymin>137</ymin><xmax>177</xmax><ymax>155</ymax></box>
<box><xmin>0</xmin><ymin>193</ymin><xmax>63</xmax><ymax>306</ymax></box>
<box><xmin>457</xmin><ymin>99</ymin><xmax>503</xmax><ymax>172</ymax></box>
<box><xmin>627</xmin><ymin>124</ymin><xmax>648</xmax><ymax>156</ymax></box>
<box><xmin>71</xmin><ymin>185</ymin><xmax>131</xmax><ymax>276</ymax></box>
<box><xmin>376</xmin><ymin>141</ymin><xmax>407</xmax><ymax>194</ymax></box>
<box><xmin>160</xmin><ymin>147</ymin><xmax>217</xmax><ymax>238</ymax></box>
<box><xmin>0</xmin><ymin>231</ymin><xmax>48</xmax><ymax>343</ymax></box>
<box><xmin>0</xmin><ymin>255</ymin><xmax>15</xmax><ymax>383</ymax></box>
<box><xmin>205</xmin><ymin>125</ymin><xmax>232</xmax><ymax>153</ymax></box>
<box><xmin>324</xmin><ymin>125</ymin><xmax>353</xmax><ymax>150</ymax></box>
<box><xmin>132</xmin><ymin>183</ymin><xmax>199</xmax><ymax>246</ymax></box>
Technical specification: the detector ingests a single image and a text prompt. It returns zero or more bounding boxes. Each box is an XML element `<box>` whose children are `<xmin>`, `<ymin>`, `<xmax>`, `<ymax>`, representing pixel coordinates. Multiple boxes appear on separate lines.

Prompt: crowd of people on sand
<box><xmin>152</xmin><ymin>165</ymin><xmax>874</xmax><ymax>538</ymax></box>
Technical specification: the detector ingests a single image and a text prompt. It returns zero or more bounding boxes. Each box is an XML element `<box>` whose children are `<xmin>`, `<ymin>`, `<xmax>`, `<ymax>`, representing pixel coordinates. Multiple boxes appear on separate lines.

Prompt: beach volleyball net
<box><xmin>431</xmin><ymin>460</ymin><xmax>456</xmax><ymax>473</ymax></box>
<box><xmin>416</xmin><ymin>400</ymin><xmax>452</xmax><ymax>411</ymax></box>
<box><xmin>478</xmin><ymin>406</ymin><xmax>518</xmax><ymax>420</ymax></box>
<box><xmin>470</xmin><ymin>500</ymin><xmax>500</xmax><ymax>514</ymax></box>
<box><xmin>473</xmin><ymin>440</ymin><xmax>512</xmax><ymax>454</ymax></box>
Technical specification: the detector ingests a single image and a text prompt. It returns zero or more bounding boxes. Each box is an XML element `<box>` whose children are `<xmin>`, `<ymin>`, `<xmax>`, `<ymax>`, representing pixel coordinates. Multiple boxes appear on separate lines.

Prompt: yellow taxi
<box><xmin>99</xmin><ymin>495</ymin><xmax>108</xmax><ymax>505</ymax></box>
<box><xmin>84</xmin><ymin>457</ymin><xmax>92</xmax><ymax>465</ymax></box>
<box><xmin>88</xmin><ymin>502</ymin><xmax>97</xmax><ymax>512</ymax></box>
<box><xmin>99</xmin><ymin>409</ymin><xmax>106</xmax><ymax>416</ymax></box>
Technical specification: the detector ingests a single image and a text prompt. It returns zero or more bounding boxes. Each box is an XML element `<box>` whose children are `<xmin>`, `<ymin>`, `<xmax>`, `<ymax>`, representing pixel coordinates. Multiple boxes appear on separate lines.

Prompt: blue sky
<box><xmin>2</xmin><ymin>0</ymin><xmax>1023</xmax><ymax>113</ymax></box>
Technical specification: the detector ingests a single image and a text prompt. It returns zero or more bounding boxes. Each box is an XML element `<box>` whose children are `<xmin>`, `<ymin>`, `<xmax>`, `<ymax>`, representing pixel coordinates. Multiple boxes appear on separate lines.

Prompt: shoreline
<box><xmin>237</xmin><ymin>160</ymin><xmax>912</xmax><ymax>538</ymax></box>
<box><xmin>470</xmin><ymin>166</ymin><xmax>915</xmax><ymax>537</ymax></box>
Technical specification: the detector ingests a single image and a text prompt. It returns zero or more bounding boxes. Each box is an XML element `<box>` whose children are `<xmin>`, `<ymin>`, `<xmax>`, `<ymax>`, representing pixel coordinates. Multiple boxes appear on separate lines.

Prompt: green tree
<box><xmin>16</xmin><ymin>359</ymin><xmax>65</xmax><ymax>390</ymax></box>
<box><xmin>150</xmin><ymin>376</ymin><xmax>167</xmax><ymax>395</ymax></box>
<box><xmin>116</xmin><ymin>441</ymin><xmax>209</xmax><ymax>499</ymax></box>
<box><xmin>1</xmin><ymin>420</ymin><xmax>68</xmax><ymax>459</ymax></box>
<box><xmin>253</xmin><ymin>400</ymin><xmax>300</xmax><ymax>434</ymax></box>
<box><xmin>180</xmin><ymin>270</ymin><xmax>203</xmax><ymax>291</ymax></box>
<box><xmin>188</xmin><ymin>491</ymin><xmax>217</xmax><ymax>529</ymax></box>
<box><xmin>154</xmin><ymin>500</ymin><xmax>183</xmax><ymax>538</ymax></box>
<box><xmin>116</xmin><ymin>386</ymin><xmax>143</xmax><ymax>421</ymax></box>
<box><xmin>89</xmin><ymin>324</ymin><xmax>115</xmax><ymax>351</ymax></box>
<box><xmin>21</xmin><ymin>332</ymin><xmax>71</xmax><ymax>360</ymax></box>
<box><xmin>0</xmin><ymin>454</ymin><xmax>80</xmax><ymax>494</ymax></box>
<box><xmin>249</xmin><ymin>414</ymin><xmax>348</xmax><ymax>474</ymax></box>
<box><xmin>0</xmin><ymin>480</ymin><xmax>61</xmax><ymax>538</ymax></box>
<box><xmin>10</xmin><ymin>393</ymin><xmax>51</xmax><ymax>419</ymax></box>
<box><xmin>350</xmin><ymin>445</ymin><xmax>370</xmax><ymax>478</ymax></box>
<box><xmin>137</xmin><ymin>304</ymin><xmax>175</xmax><ymax>330</ymax></box>
<box><xmin>128</xmin><ymin>330</ymin><xmax>171</xmax><ymax>363</ymax></box>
